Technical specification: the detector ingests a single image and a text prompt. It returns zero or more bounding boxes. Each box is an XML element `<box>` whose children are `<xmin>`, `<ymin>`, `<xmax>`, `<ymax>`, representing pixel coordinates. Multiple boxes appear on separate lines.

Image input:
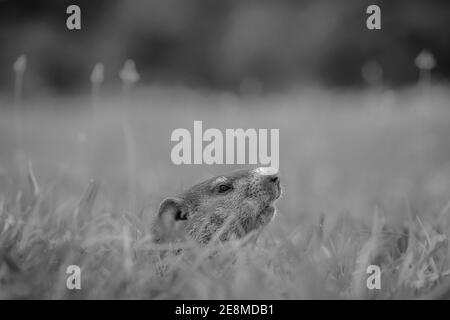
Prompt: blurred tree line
<box><xmin>0</xmin><ymin>0</ymin><xmax>449</xmax><ymax>93</ymax></box>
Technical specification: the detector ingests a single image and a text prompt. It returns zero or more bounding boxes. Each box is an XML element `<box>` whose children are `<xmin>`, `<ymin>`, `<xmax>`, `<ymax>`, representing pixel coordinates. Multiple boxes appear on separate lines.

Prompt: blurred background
<box><xmin>0</xmin><ymin>0</ymin><xmax>450</xmax><ymax>93</ymax></box>
<box><xmin>0</xmin><ymin>0</ymin><xmax>450</xmax><ymax>229</ymax></box>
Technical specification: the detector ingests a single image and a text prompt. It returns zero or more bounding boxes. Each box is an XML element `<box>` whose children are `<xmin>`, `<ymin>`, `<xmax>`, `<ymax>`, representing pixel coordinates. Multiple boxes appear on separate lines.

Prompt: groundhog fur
<box><xmin>151</xmin><ymin>167</ymin><xmax>281</xmax><ymax>245</ymax></box>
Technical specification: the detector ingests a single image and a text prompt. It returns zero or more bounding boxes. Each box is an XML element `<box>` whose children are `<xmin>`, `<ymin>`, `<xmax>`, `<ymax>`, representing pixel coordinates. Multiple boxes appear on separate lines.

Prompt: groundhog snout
<box><xmin>253</xmin><ymin>167</ymin><xmax>281</xmax><ymax>200</ymax></box>
<box><xmin>264</xmin><ymin>174</ymin><xmax>281</xmax><ymax>199</ymax></box>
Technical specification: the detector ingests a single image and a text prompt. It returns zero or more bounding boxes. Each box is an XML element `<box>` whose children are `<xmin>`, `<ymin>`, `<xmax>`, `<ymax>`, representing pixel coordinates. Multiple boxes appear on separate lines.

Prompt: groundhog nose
<box><xmin>254</xmin><ymin>167</ymin><xmax>279</xmax><ymax>176</ymax></box>
<box><xmin>268</xmin><ymin>176</ymin><xmax>279</xmax><ymax>183</ymax></box>
<box><xmin>255</xmin><ymin>167</ymin><xmax>280</xmax><ymax>191</ymax></box>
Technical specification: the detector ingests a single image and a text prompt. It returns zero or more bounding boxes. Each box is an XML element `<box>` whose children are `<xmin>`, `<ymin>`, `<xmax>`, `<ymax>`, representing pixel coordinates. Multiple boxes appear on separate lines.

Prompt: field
<box><xmin>1</xmin><ymin>84</ymin><xmax>450</xmax><ymax>299</ymax></box>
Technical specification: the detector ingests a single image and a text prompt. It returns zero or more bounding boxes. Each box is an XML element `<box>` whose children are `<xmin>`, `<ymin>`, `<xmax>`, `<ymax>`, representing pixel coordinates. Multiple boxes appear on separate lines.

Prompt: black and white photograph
<box><xmin>1</xmin><ymin>0</ymin><xmax>450</xmax><ymax>306</ymax></box>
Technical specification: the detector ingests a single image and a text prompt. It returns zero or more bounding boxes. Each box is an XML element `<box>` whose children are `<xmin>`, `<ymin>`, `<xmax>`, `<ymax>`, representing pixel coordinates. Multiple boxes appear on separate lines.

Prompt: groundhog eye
<box><xmin>217</xmin><ymin>184</ymin><xmax>232</xmax><ymax>193</ymax></box>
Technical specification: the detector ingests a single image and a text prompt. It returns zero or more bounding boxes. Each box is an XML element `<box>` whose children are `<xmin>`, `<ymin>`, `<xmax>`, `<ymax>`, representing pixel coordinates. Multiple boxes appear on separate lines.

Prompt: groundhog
<box><xmin>152</xmin><ymin>167</ymin><xmax>281</xmax><ymax>244</ymax></box>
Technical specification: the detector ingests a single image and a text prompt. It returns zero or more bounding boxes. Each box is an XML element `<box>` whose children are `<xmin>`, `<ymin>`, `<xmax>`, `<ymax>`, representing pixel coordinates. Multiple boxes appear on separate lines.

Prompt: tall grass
<box><xmin>1</xmin><ymin>55</ymin><xmax>450</xmax><ymax>299</ymax></box>
<box><xmin>119</xmin><ymin>60</ymin><xmax>139</xmax><ymax>215</ymax></box>
<box><xmin>415</xmin><ymin>50</ymin><xmax>436</xmax><ymax>87</ymax></box>
<box><xmin>12</xmin><ymin>55</ymin><xmax>27</xmax><ymax>176</ymax></box>
<box><xmin>0</xmin><ymin>174</ymin><xmax>449</xmax><ymax>299</ymax></box>
<box><xmin>88</xmin><ymin>62</ymin><xmax>104</xmax><ymax>173</ymax></box>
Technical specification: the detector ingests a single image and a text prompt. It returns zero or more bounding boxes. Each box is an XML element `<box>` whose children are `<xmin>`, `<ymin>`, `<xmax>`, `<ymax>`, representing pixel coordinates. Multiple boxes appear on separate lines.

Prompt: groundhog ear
<box><xmin>158</xmin><ymin>197</ymin><xmax>188</xmax><ymax>224</ymax></box>
<box><xmin>154</xmin><ymin>197</ymin><xmax>188</xmax><ymax>243</ymax></box>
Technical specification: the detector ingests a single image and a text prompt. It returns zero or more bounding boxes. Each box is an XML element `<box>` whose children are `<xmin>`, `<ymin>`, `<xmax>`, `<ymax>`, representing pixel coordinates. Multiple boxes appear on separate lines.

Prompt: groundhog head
<box><xmin>152</xmin><ymin>167</ymin><xmax>281</xmax><ymax>244</ymax></box>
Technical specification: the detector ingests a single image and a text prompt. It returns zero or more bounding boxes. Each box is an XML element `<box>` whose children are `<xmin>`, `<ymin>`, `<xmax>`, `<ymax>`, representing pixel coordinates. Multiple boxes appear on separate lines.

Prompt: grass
<box><xmin>1</xmin><ymin>82</ymin><xmax>450</xmax><ymax>299</ymax></box>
